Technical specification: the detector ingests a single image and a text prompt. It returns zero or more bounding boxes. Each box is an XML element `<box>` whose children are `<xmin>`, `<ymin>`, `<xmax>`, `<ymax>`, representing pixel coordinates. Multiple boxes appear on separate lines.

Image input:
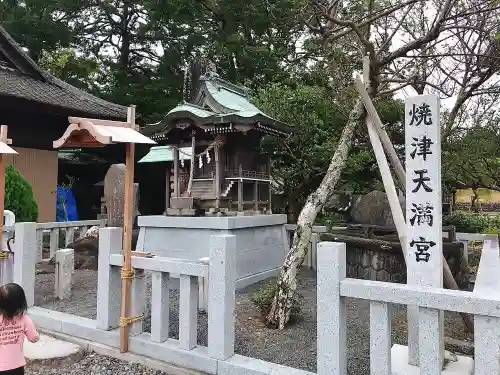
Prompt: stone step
<box><xmin>25</xmin><ymin>334</ymin><xmax>84</xmax><ymax>365</ymax></box>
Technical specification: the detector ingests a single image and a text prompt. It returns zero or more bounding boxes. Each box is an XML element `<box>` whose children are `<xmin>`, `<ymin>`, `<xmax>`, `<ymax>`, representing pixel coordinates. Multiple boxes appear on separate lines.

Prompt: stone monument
<box><xmin>103</xmin><ymin>164</ymin><xmax>140</xmax><ymax>227</ymax></box>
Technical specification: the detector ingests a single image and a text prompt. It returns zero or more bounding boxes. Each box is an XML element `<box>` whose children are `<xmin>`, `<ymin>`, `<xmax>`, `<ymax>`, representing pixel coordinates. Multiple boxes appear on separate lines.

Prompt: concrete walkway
<box><xmin>24</xmin><ymin>334</ymin><xmax>83</xmax><ymax>362</ymax></box>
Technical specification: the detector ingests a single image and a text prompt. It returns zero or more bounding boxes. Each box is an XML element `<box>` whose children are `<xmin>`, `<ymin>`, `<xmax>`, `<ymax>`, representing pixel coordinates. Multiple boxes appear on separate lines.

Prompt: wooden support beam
<box><xmin>215</xmin><ymin>145</ymin><xmax>221</xmax><ymax>209</ymax></box>
<box><xmin>356</xmin><ymin>59</ymin><xmax>406</xmax><ymax>188</ymax></box>
<box><xmin>267</xmin><ymin>159</ymin><xmax>272</xmax><ymax>212</ymax></box>
<box><xmin>238</xmin><ymin>164</ymin><xmax>243</xmax><ymax>212</ymax></box>
<box><xmin>254</xmin><ymin>181</ymin><xmax>259</xmax><ymax>211</ymax></box>
<box><xmin>165</xmin><ymin>166</ymin><xmax>170</xmax><ymax>211</ymax></box>
<box><xmin>173</xmin><ymin>148</ymin><xmax>180</xmax><ymax>198</ymax></box>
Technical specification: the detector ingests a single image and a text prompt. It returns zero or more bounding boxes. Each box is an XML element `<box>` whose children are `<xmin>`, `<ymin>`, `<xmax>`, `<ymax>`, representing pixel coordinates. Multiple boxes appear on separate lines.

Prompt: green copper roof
<box><xmin>138</xmin><ymin>145</ymin><xmax>192</xmax><ymax>163</ymax></box>
<box><xmin>141</xmin><ymin>71</ymin><xmax>294</xmax><ymax>138</ymax></box>
<box><xmin>204</xmin><ymin>80</ymin><xmax>260</xmax><ymax>113</ymax></box>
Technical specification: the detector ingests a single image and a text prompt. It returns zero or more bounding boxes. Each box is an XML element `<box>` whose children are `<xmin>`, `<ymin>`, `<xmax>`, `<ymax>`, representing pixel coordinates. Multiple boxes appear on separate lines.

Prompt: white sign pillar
<box><xmin>405</xmin><ymin>95</ymin><xmax>444</xmax><ymax>367</ymax></box>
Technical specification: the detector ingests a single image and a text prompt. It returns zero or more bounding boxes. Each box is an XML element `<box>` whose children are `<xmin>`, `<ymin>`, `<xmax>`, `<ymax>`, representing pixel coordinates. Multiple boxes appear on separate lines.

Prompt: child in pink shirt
<box><xmin>0</xmin><ymin>283</ymin><xmax>39</xmax><ymax>375</ymax></box>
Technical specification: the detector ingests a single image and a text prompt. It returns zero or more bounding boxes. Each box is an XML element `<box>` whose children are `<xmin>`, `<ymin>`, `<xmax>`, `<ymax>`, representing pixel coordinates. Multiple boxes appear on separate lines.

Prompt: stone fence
<box><xmin>36</xmin><ymin>219</ymin><xmax>107</xmax><ymax>261</ymax></box>
<box><xmin>319</xmin><ymin>241</ymin><xmax>497</xmax><ymax>375</ymax></box>
<box><xmin>284</xmin><ymin>224</ymin><xmax>493</xmax><ymax>279</ymax></box>
<box><xmin>10</xmin><ymin>223</ymin><xmax>499</xmax><ymax>374</ymax></box>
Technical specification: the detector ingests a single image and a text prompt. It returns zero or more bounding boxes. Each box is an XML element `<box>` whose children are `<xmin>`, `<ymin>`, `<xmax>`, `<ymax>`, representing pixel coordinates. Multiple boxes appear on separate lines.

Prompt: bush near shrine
<box><xmin>251</xmin><ymin>278</ymin><xmax>302</xmax><ymax>324</ymax></box>
<box><xmin>5</xmin><ymin>165</ymin><xmax>38</xmax><ymax>222</ymax></box>
<box><xmin>443</xmin><ymin>212</ymin><xmax>500</xmax><ymax>234</ymax></box>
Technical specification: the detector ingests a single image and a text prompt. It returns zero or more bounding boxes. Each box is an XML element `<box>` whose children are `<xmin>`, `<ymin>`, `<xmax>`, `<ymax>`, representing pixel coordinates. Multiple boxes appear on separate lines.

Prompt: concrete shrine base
<box><xmin>391</xmin><ymin>345</ymin><xmax>474</xmax><ymax>375</ymax></box>
<box><xmin>135</xmin><ymin>214</ymin><xmax>288</xmax><ymax>288</ymax></box>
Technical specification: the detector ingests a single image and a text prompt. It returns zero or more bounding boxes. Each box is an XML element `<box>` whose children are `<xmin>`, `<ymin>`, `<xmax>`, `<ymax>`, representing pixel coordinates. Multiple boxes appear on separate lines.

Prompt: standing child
<box><xmin>0</xmin><ymin>283</ymin><xmax>39</xmax><ymax>375</ymax></box>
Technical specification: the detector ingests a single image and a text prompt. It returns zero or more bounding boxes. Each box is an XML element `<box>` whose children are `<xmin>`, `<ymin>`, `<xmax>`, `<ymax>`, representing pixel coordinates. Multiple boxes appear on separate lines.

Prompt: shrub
<box><xmin>443</xmin><ymin>212</ymin><xmax>490</xmax><ymax>233</ymax></box>
<box><xmin>5</xmin><ymin>165</ymin><xmax>38</xmax><ymax>222</ymax></box>
<box><xmin>483</xmin><ymin>227</ymin><xmax>500</xmax><ymax>236</ymax></box>
<box><xmin>251</xmin><ymin>278</ymin><xmax>302</xmax><ymax>324</ymax></box>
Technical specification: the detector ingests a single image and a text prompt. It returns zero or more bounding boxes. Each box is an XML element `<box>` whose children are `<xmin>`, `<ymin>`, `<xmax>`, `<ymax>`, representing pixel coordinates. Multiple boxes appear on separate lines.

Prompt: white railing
<box><xmin>13</xmin><ymin>223</ymin><xmax>315</xmax><ymax>375</ymax></box>
<box><xmin>36</xmin><ymin>219</ymin><xmax>107</xmax><ymax>261</ymax></box>
<box><xmin>284</xmin><ymin>224</ymin><xmax>339</xmax><ymax>270</ymax></box>
<box><xmin>14</xmin><ymin>222</ymin><xmax>497</xmax><ymax>375</ymax></box>
<box><xmin>318</xmin><ymin>241</ymin><xmax>498</xmax><ymax>375</ymax></box>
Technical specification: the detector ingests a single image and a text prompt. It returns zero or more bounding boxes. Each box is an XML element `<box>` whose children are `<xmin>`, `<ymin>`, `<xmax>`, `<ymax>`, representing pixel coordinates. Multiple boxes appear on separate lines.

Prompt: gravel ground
<box><xmin>34</xmin><ymin>268</ymin><xmax>471</xmax><ymax>375</ymax></box>
<box><xmin>26</xmin><ymin>352</ymin><xmax>173</xmax><ymax>375</ymax></box>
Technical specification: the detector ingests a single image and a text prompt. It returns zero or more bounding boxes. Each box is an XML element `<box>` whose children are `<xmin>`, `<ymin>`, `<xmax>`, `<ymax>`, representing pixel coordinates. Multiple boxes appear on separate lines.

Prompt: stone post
<box><xmin>13</xmin><ymin>222</ymin><xmax>37</xmax><ymax>307</ymax></box>
<box><xmin>151</xmin><ymin>271</ymin><xmax>170</xmax><ymax>343</ymax></box>
<box><xmin>179</xmin><ymin>274</ymin><xmax>198</xmax><ymax>349</ymax></box>
<box><xmin>129</xmin><ymin>269</ymin><xmax>146</xmax><ymax>336</ymax></box>
<box><xmin>49</xmin><ymin>228</ymin><xmax>59</xmax><ymax>259</ymax></box>
<box><xmin>208</xmin><ymin>234</ymin><xmax>236</xmax><ymax>360</ymax></box>
<box><xmin>36</xmin><ymin>229</ymin><xmax>43</xmax><ymax>262</ymax></box>
<box><xmin>317</xmin><ymin>241</ymin><xmax>347</xmax><ymax>375</ymax></box>
<box><xmin>198</xmin><ymin>257</ymin><xmax>209</xmax><ymax>313</ymax></box>
<box><xmin>65</xmin><ymin>227</ymin><xmax>75</xmax><ymax>247</ymax></box>
<box><xmin>55</xmin><ymin>249</ymin><xmax>74</xmax><ymax>300</ymax></box>
<box><xmin>96</xmin><ymin>227</ymin><xmax>122</xmax><ymax>330</ymax></box>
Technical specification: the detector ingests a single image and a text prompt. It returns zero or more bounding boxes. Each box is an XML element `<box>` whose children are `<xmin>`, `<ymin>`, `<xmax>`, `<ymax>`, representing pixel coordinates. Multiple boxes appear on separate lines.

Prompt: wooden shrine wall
<box><xmin>5</xmin><ymin>147</ymin><xmax>57</xmax><ymax>222</ymax></box>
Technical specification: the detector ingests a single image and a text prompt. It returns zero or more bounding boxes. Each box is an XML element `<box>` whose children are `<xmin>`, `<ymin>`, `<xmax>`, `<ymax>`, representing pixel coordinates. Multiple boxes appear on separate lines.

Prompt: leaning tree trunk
<box><xmin>266</xmin><ymin>99</ymin><xmax>365</xmax><ymax>329</ymax></box>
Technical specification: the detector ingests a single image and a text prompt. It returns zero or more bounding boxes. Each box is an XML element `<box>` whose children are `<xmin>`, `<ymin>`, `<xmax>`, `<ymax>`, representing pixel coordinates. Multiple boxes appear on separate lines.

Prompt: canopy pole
<box><xmin>120</xmin><ymin>105</ymin><xmax>136</xmax><ymax>353</ymax></box>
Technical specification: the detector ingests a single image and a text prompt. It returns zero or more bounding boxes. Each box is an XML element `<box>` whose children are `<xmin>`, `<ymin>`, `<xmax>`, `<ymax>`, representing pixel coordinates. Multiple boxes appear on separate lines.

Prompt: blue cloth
<box><xmin>56</xmin><ymin>186</ymin><xmax>79</xmax><ymax>222</ymax></box>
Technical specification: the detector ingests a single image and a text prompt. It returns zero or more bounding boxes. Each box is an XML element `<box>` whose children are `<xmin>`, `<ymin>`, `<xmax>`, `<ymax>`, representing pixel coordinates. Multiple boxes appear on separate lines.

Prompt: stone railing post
<box><xmin>96</xmin><ymin>227</ymin><xmax>122</xmax><ymax>330</ymax></box>
<box><xmin>198</xmin><ymin>257</ymin><xmax>209</xmax><ymax>313</ymax></box>
<box><xmin>207</xmin><ymin>234</ymin><xmax>236</xmax><ymax>360</ymax></box>
<box><xmin>55</xmin><ymin>249</ymin><xmax>74</xmax><ymax>299</ymax></box>
<box><xmin>13</xmin><ymin>222</ymin><xmax>37</xmax><ymax>307</ymax></box>
<box><xmin>317</xmin><ymin>241</ymin><xmax>347</xmax><ymax>375</ymax></box>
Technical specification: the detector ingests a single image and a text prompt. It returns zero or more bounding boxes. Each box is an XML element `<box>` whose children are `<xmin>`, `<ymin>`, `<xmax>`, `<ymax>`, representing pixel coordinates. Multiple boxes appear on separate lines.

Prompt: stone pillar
<box><xmin>151</xmin><ymin>271</ymin><xmax>170</xmax><ymax>343</ymax></box>
<box><xmin>104</xmin><ymin>164</ymin><xmax>140</xmax><ymax>228</ymax></box>
<box><xmin>208</xmin><ymin>234</ymin><xmax>236</xmax><ymax>360</ymax></box>
<box><xmin>317</xmin><ymin>241</ymin><xmax>347</xmax><ymax>375</ymax></box>
<box><xmin>55</xmin><ymin>249</ymin><xmax>74</xmax><ymax>300</ymax></box>
<box><xmin>129</xmin><ymin>269</ymin><xmax>146</xmax><ymax>336</ymax></box>
<box><xmin>65</xmin><ymin>227</ymin><xmax>75</xmax><ymax>247</ymax></box>
<box><xmin>50</xmin><ymin>228</ymin><xmax>59</xmax><ymax>259</ymax></box>
<box><xmin>198</xmin><ymin>257</ymin><xmax>209</xmax><ymax>313</ymax></box>
<box><xmin>96</xmin><ymin>227</ymin><xmax>122</xmax><ymax>330</ymax></box>
<box><xmin>179</xmin><ymin>274</ymin><xmax>198</xmax><ymax>350</ymax></box>
<box><xmin>13</xmin><ymin>222</ymin><xmax>37</xmax><ymax>307</ymax></box>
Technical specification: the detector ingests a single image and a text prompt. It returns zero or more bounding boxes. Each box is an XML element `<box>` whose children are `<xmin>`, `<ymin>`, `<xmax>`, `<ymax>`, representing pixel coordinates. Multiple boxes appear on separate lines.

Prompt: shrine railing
<box><xmin>224</xmin><ymin>169</ymin><xmax>269</xmax><ymax>180</ymax></box>
<box><xmin>318</xmin><ymin>241</ymin><xmax>498</xmax><ymax>375</ymax></box>
<box><xmin>36</xmin><ymin>219</ymin><xmax>107</xmax><ymax>261</ymax></box>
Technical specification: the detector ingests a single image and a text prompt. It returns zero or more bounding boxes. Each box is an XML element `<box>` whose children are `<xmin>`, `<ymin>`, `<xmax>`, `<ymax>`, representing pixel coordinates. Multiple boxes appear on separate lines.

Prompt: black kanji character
<box><xmin>409</xmin><ymin>202</ymin><xmax>434</xmax><ymax>226</ymax></box>
<box><xmin>408</xmin><ymin>103</ymin><xmax>433</xmax><ymax>126</ymax></box>
<box><xmin>410</xmin><ymin>135</ymin><xmax>433</xmax><ymax>161</ymax></box>
<box><xmin>412</xmin><ymin>169</ymin><xmax>433</xmax><ymax>193</ymax></box>
<box><xmin>410</xmin><ymin>237</ymin><xmax>436</xmax><ymax>262</ymax></box>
